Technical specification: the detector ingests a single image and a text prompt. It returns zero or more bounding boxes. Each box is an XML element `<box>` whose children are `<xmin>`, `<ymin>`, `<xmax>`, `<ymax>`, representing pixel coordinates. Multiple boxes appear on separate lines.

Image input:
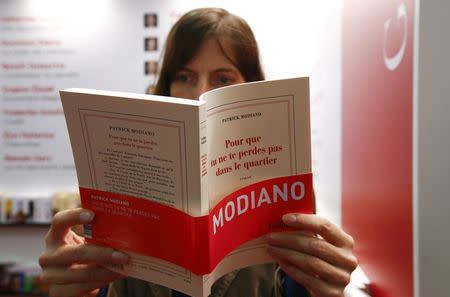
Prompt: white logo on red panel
<box><xmin>383</xmin><ymin>2</ymin><xmax>407</xmax><ymax>71</ymax></box>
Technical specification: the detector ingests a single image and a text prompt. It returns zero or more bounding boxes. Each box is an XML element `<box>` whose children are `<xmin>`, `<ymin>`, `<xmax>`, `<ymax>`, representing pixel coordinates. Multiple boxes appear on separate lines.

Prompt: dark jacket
<box><xmin>107</xmin><ymin>263</ymin><xmax>282</xmax><ymax>297</ymax></box>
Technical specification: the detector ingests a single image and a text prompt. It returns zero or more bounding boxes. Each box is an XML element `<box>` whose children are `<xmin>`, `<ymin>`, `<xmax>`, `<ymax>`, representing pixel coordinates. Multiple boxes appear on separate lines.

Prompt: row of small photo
<box><xmin>144</xmin><ymin>13</ymin><xmax>158</xmax><ymax>92</ymax></box>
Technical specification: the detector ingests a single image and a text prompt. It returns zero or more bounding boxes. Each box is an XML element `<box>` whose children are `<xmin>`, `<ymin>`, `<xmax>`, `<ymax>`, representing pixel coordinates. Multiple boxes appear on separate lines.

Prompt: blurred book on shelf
<box><xmin>0</xmin><ymin>191</ymin><xmax>80</xmax><ymax>225</ymax></box>
<box><xmin>0</xmin><ymin>263</ymin><xmax>48</xmax><ymax>296</ymax></box>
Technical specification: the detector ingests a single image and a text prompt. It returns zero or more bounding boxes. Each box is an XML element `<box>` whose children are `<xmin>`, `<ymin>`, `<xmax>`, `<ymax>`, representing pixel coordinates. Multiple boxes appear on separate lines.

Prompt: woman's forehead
<box><xmin>183</xmin><ymin>38</ymin><xmax>239</xmax><ymax>71</ymax></box>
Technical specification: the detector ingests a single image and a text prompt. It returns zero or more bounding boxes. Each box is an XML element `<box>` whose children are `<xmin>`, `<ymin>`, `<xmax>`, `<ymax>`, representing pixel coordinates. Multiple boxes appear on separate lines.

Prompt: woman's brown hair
<box><xmin>152</xmin><ymin>8</ymin><xmax>265</xmax><ymax>96</ymax></box>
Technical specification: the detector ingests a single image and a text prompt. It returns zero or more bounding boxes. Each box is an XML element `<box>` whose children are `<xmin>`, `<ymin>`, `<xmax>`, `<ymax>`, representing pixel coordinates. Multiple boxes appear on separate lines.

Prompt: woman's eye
<box><xmin>219</xmin><ymin>76</ymin><xmax>231</xmax><ymax>84</ymax></box>
<box><xmin>173</xmin><ymin>72</ymin><xmax>194</xmax><ymax>84</ymax></box>
<box><xmin>213</xmin><ymin>74</ymin><xmax>235</xmax><ymax>86</ymax></box>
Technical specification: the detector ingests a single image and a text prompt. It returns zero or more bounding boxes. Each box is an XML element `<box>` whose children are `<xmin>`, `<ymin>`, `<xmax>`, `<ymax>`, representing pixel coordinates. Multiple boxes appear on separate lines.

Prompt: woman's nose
<box><xmin>194</xmin><ymin>79</ymin><xmax>213</xmax><ymax>99</ymax></box>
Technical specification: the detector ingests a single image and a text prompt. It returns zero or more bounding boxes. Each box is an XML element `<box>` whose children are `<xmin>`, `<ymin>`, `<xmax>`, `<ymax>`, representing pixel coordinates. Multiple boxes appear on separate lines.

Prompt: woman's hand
<box><xmin>39</xmin><ymin>208</ymin><xmax>129</xmax><ymax>297</ymax></box>
<box><xmin>267</xmin><ymin>213</ymin><xmax>358</xmax><ymax>297</ymax></box>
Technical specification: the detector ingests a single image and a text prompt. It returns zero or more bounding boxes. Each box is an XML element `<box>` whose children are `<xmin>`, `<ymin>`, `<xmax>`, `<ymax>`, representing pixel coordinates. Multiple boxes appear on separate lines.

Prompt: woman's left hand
<box><xmin>267</xmin><ymin>213</ymin><xmax>358</xmax><ymax>297</ymax></box>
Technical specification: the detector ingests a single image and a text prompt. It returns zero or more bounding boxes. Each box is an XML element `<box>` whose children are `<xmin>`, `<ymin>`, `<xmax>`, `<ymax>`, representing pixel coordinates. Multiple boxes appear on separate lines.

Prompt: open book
<box><xmin>60</xmin><ymin>77</ymin><xmax>314</xmax><ymax>297</ymax></box>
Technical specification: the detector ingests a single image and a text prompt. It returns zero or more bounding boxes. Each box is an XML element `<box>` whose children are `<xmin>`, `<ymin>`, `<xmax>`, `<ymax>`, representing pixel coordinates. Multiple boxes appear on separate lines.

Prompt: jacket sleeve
<box><xmin>278</xmin><ymin>269</ymin><xmax>311</xmax><ymax>297</ymax></box>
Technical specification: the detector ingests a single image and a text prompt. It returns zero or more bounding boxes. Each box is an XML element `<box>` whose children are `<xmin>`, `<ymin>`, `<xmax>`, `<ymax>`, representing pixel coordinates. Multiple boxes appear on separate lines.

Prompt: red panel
<box><xmin>342</xmin><ymin>1</ymin><xmax>414</xmax><ymax>297</ymax></box>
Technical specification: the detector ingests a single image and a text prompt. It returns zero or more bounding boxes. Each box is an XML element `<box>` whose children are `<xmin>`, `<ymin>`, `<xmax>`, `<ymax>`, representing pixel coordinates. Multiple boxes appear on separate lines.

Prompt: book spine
<box><xmin>199</xmin><ymin>104</ymin><xmax>209</xmax><ymax>215</ymax></box>
<box><xmin>199</xmin><ymin>103</ymin><xmax>212</xmax><ymax>272</ymax></box>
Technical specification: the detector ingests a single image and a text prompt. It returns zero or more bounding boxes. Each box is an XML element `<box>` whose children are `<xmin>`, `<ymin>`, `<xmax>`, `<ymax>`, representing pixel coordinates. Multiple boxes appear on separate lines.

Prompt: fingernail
<box><xmin>80</xmin><ymin>211</ymin><xmax>94</xmax><ymax>223</ymax></box>
<box><xmin>282</xmin><ymin>214</ymin><xmax>297</xmax><ymax>224</ymax></box>
<box><xmin>112</xmin><ymin>251</ymin><xmax>129</xmax><ymax>263</ymax></box>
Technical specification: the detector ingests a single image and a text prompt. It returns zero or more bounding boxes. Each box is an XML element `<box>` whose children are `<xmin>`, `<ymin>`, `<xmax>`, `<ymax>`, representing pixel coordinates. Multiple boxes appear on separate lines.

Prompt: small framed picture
<box><xmin>144</xmin><ymin>37</ymin><xmax>158</xmax><ymax>51</ymax></box>
<box><xmin>145</xmin><ymin>61</ymin><xmax>158</xmax><ymax>75</ymax></box>
<box><xmin>144</xmin><ymin>13</ymin><xmax>158</xmax><ymax>27</ymax></box>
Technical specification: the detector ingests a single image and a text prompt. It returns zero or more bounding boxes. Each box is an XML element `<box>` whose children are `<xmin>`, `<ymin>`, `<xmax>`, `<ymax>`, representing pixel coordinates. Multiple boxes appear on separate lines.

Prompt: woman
<box><xmin>39</xmin><ymin>8</ymin><xmax>357</xmax><ymax>297</ymax></box>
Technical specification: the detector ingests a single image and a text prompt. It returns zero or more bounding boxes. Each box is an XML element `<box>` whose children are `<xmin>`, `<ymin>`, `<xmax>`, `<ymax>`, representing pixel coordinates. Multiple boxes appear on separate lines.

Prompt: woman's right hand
<box><xmin>39</xmin><ymin>208</ymin><xmax>129</xmax><ymax>297</ymax></box>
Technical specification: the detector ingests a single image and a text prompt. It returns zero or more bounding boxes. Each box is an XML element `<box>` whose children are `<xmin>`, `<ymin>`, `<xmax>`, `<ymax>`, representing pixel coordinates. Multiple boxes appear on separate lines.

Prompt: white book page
<box><xmin>61</xmin><ymin>89</ymin><xmax>208</xmax><ymax>296</ymax></box>
<box><xmin>201</xmin><ymin>77</ymin><xmax>311</xmax><ymax>275</ymax></box>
